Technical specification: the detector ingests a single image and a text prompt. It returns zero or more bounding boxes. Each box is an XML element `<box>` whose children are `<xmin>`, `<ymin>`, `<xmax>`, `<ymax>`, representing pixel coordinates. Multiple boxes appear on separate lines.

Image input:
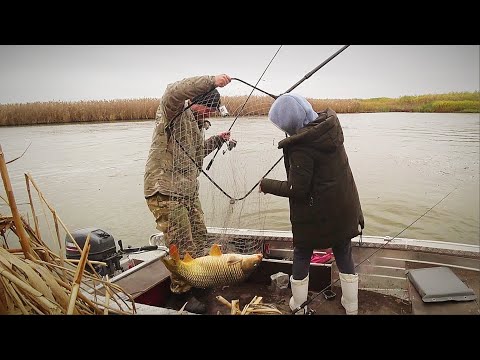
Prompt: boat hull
<box><xmin>108</xmin><ymin>228</ymin><xmax>479</xmax><ymax>315</ymax></box>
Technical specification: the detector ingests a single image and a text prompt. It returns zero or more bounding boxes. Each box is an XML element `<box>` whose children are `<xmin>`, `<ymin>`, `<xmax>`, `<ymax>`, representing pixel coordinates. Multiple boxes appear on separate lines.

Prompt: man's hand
<box><xmin>215</xmin><ymin>74</ymin><xmax>231</xmax><ymax>88</ymax></box>
<box><xmin>218</xmin><ymin>131</ymin><xmax>231</xmax><ymax>142</ymax></box>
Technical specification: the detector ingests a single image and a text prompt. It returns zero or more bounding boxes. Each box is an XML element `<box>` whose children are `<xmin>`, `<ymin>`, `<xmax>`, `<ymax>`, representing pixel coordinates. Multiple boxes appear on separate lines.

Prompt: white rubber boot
<box><xmin>339</xmin><ymin>272</ymin><xmax>358</xmax><ymax>315</ymax></box>
<box><xmin>289</xmin><ymin>274</ymin><xmax>309</xmax><ymax>315</ymax></box>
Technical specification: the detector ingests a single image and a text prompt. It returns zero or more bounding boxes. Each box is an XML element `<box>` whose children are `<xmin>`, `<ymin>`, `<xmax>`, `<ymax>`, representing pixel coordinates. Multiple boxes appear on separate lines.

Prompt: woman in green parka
<box><xmin>260</xmin><ymin>93</ymin><xmax>364</xmax><ymax>315</ymax></box>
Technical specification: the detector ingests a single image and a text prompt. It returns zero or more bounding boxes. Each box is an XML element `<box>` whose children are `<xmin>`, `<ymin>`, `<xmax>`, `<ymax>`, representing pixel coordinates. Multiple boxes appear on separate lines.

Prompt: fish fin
<box><xmin>209</xmin><ymin>244</ymin><xmax>223</xmax><ymax>257</ymax></box>
<box><xmin>183</xmin><ymin>252</ymin><xmax>194</xmax><ymax>263</ymax></box>
<box><xmin>169</xmin><ymin>244</ymin><xmax>180</xmax><ymax>261</ymax></box>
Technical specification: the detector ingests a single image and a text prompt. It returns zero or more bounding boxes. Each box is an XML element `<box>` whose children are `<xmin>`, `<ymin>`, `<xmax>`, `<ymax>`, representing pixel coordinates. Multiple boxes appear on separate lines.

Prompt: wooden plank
<box><xmin>113</xmin><ymin>259</ymin><xmax>170</xmax><ymax>299</ymax></box>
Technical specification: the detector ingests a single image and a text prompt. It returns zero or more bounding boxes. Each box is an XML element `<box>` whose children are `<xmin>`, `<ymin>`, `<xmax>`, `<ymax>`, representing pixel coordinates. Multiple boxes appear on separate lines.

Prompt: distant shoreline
<box><xmin>1</xmin><ymin>91</ymin><xmax>478</xmax><ymax>127</ymax></box>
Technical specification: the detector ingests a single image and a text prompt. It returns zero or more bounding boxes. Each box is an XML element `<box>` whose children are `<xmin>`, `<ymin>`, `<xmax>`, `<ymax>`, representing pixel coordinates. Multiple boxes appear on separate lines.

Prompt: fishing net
<box><xmin>166</xmin><ymin>79</ymin><xmax>289</xmax><ymax>259</ymax></box>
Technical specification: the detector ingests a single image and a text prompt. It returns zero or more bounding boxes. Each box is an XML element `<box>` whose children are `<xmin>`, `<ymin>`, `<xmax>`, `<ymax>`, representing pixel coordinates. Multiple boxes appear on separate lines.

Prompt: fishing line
<box><xmin>291</xmin><ymin>184</ymin><xmax>460</xmax><ymax>315</ymax></box>
<box><xmin>228</xmin><ymin>78</ymin><xmax>278</xmax><ymax>100</ymax></box>
<box><xmin>205</xmin><ymin>45</ymin><xmax>283</xmax><ymax>171</ymax></box>
<box><xmin>172</xmin><ymin>136</ymin><xmax>284</xmax><ymax>202</ymax></box>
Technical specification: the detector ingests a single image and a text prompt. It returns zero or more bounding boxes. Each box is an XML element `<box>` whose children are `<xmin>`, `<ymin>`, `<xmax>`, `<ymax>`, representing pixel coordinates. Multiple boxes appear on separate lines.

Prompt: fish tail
<box><xmin>169</xmin><ymin>244</ymin><xmax>180</xmax><ymax>261</ymax></box>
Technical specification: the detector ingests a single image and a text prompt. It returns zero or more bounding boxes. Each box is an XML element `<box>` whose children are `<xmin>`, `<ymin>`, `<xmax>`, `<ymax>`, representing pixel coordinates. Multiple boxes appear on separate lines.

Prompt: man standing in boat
<box><xmin>144</xmin><ymin>74</ymin><xmax>232</xmax><ymax>313</ymax></box>
<box><xmin>260</xmin><ymin>93</ymin><xmax>364</xmax><ymax>315</ymax></box>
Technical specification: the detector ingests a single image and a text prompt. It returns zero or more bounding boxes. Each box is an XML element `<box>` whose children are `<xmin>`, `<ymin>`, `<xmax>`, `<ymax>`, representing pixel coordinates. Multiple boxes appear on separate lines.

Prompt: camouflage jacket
<box><xmin>144</xmin><ymin>75</ymin><xmax>224</xmax><ymax>198</ymax></box>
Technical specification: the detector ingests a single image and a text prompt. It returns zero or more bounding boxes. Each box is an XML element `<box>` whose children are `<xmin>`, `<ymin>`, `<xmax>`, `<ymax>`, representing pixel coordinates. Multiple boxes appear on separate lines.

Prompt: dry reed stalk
<box><xmin>5</xmin><ymin>248</ymin><xmax>23</xmax><ymax>253</ymax></box>
<box><xmin>52</xmin><ymin>210</ymin><xmax>66</xmax><ymax>273</ymax></box>
<box><xmin>216</xmin><ymin>294</ymin><xmax>282</xmax><ymax>315</ymax></box>
<box><xmin>68</xmin><ymin>284</ymin><xmax>80</xmax><ymax>315</ymax></box>
<box><xmin>67</xmin><ymin>234</ymin><xmax>90</xmax><ymax>314</ymax></box>
<box><xmin>103</xmin><ymin>275</ymin><xmax>111</xmax><ymax>315</ymax></box>
<box><xmin>1</xmin><ymin>213</ymin><xmax>56</xmax><ymax>265</ymax></box>
<box><xmin>0</xmin><ymin>275</ymin><xmax>16</xmax><ymax>314</ymax></box>
<box><xmin>216</xmin><ymin>295</ymin><xmax>233</xmax><ymax>309</ymax></box>
<box><xmin>25</xmin><ymin>175</ymin><xmax>41</xmax><ymax>242</ymax></box>
<box><xmin>0</xmin><ymin>247</ymin><xmax>55</xmax><ymax>303</ymax></box>
<box><xmin>0</xmin><ymin>195</ymin><xmax>10</xmax><ymax>206</ymax></box>
<box><xmin>0</xmin><ymin>215</ymin><xmax>13</xmax><ymax>236</ymax></box>
<box><xmin>241</xmin><ymin>295</ymin><xmax>258</xmax><ymax>315</ymax></box>
<box><xmin>245</xmin><ymin>306</ymin><xmax>282</xmax><ymax>315</ymax></box>
<box><xmin>253</xmin><ymin>296</ymin><xmax>263</xmax><ymax>304</ymax></box>
<box><xmin>178</xmin><ymin>301</ymin><xmax>188</xmax><ymax>315</ymax></box>
<box><xmin>0</xmin><ymin>265</ymin><xmax>61</xmax><ymax>314</ymax></box>
<box><xmin>21</xmin><ymin>291</ymin><xmax>44</xmax><ymax>315</ymax></box>
<box><xmin>0</xmin><ymin>145</ymin><xmax>34</xmax><ymax>259</ymax></box>
<box><xmin>27</xmin><ymin>260</ymin><xmax>76</xmax><ymax>314</ymax></box>
<box><xmin>45</xmin><ymin>276</ymin><xmax>100</xmax><ymax>314</ymax></box>
<box><xmin>25</xmin><ymin>173</ymin><xmax>99</xmax><ymax>275</ymax></box>
<box><xmin>231</xmin><ymin>299</ymin><xmax>239</xmax><ymax>315</ymax></box>
<box><xmin>21</xmin><ymin>218</ymin><xmax>55</xmax><ymax>256</ymax></box>
<box><xmin>0</xmin><ymin>274</ymin><xmax>7</xmax><ymax>313</ymax></box>
<box><xmin>35</xmin><ymin>259</ymin><xmax>96</xmax><ymax>288</ymax></box>
<box><xmin>25</xmin><ymin>174</ymin><xmax>80</xmax><ymax>275</ymax></box>
<box><xmin>61</xmin><ymin>263</ymin><xmax>134</xmax><ymax>314</ymax></box>
<box><xmin>39</xmin><ymin>257</ymin><xmax>135</xmax><ymax>313</ymax></box>
<box><xmin>65</xmin><ymin>259</ymin><xmax>107</xmax><ymax>266</ymax></box>
<box><xmin>3</xmin><ymin>278</ymin><xmax>28</xmax><ymax>314</ymax></box>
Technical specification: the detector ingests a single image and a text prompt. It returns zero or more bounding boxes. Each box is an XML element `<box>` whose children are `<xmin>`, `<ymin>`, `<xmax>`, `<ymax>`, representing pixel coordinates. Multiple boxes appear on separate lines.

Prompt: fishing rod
<box><xmin>170</xmin><ymin>45</ymin><xmax>352</xmax><ymax>203</ymax></box>
<box><xmin>291</xmin><ymin>185</ymin><xmax>460</xmax><ymax>315</ymax></box>
<box><xmin>205</xmin><ymin>45</ymin><xmax>352</xmax><ymax>202</ymax></box>
<box><xmin>260</xmin><ymin>44</ymin><xmax>352</xmax><ymax>174</ymax></box>
<box><xmin>206</xmin><ymin>45</ymin><xmax>350</xmax><ymax>172</ymax></box>
<box><xmin>205</xmin><ymin>45</ymin><xmax>283</xmax><ymax>171</ymax></box>
<box><xmin>283</xmin><ymin>45</ymin><xmax>350</xmax><ymax>94</ymax></box>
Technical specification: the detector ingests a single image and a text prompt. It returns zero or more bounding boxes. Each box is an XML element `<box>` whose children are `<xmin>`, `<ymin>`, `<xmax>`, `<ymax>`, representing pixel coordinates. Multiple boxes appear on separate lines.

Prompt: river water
<box><xmin>1</xmin><ymin>112</ymin><xmax>478</xmax><ymax>250</ymax></box>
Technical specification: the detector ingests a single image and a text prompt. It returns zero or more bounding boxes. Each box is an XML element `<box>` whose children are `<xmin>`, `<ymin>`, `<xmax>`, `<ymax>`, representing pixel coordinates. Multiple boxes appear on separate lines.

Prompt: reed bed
<box><xmin>1</xmin><ymin>92</ymin><xmax>478</xmax><ymax>126</ymax></box>
<box><xmin>0</xmin><ymin>145</ymin><xmax>136</xmax><ymax>315</ymax></box>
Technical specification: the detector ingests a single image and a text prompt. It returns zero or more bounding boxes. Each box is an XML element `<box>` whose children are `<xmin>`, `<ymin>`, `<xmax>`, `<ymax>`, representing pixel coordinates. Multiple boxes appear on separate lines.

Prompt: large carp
<box><xmin>161</xmin><ymin>243</ymin><xmax>263</xmax><ymax>288</ymax></box>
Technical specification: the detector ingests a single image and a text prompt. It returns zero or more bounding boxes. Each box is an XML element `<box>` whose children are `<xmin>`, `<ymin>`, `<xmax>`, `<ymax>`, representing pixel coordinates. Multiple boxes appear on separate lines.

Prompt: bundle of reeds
<box><xmin>0</xmin><ymin>145</ymin><xmax>136</xmax><ymax>315</ymax></box>
<box><xmin>0</xmin><ymin>238</ymin><xmax>136</xmax><ymax>315</ymax></box>
<box><xmin>216</xmin><ymin>295</ymin><xmax>283</xmax><ymax>315</ymax></box>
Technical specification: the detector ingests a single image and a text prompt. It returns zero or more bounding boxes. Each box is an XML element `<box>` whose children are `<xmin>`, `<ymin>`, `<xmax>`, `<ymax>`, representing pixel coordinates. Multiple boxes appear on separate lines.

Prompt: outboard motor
<box><xmin>65</xmin><ymin>228</ymin><xmax>122</xmax><ymax>277</ymax></box>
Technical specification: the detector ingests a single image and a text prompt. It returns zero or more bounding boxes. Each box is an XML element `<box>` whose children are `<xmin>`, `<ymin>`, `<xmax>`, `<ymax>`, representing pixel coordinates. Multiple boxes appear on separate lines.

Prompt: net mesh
<box><xmin>167</xmin><ymin>80</ymin><xmax>288</xmax><ymax>258</ymax></box>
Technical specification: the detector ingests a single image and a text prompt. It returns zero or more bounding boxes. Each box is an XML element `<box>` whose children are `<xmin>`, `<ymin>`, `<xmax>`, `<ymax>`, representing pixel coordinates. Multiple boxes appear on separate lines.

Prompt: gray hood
<box><xmin>268</xmin><ymin>93</ymin><xmax>318</xmax><ymax>136</ymax></box>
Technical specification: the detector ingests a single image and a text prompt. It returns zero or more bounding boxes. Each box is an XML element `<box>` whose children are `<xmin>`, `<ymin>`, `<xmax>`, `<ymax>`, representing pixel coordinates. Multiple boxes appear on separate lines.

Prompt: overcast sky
<box><xmin>0</xmin><ymin>45</ymin><xmax>478</xmax><ymax>104</ymax></box>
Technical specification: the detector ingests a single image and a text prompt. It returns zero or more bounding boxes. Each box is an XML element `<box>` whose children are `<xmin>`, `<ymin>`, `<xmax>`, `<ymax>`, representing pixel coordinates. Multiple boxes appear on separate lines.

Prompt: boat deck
<box><xmin>113</xmin><ymin>241</ymin><xmax>479</xmax><ymax>315</ymax></box>
<box><xmin>163</xmin><ymin>279</ymin><xmax>412</xmax><ymax>315</ymax></box>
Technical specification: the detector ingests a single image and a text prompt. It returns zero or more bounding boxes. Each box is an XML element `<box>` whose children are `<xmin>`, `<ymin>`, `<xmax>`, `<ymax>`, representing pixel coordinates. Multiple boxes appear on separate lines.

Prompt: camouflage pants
<box><xmin>146</xmin><ymin>193</ymin><xmax>208</xmax><ymax>294</ymax></box>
